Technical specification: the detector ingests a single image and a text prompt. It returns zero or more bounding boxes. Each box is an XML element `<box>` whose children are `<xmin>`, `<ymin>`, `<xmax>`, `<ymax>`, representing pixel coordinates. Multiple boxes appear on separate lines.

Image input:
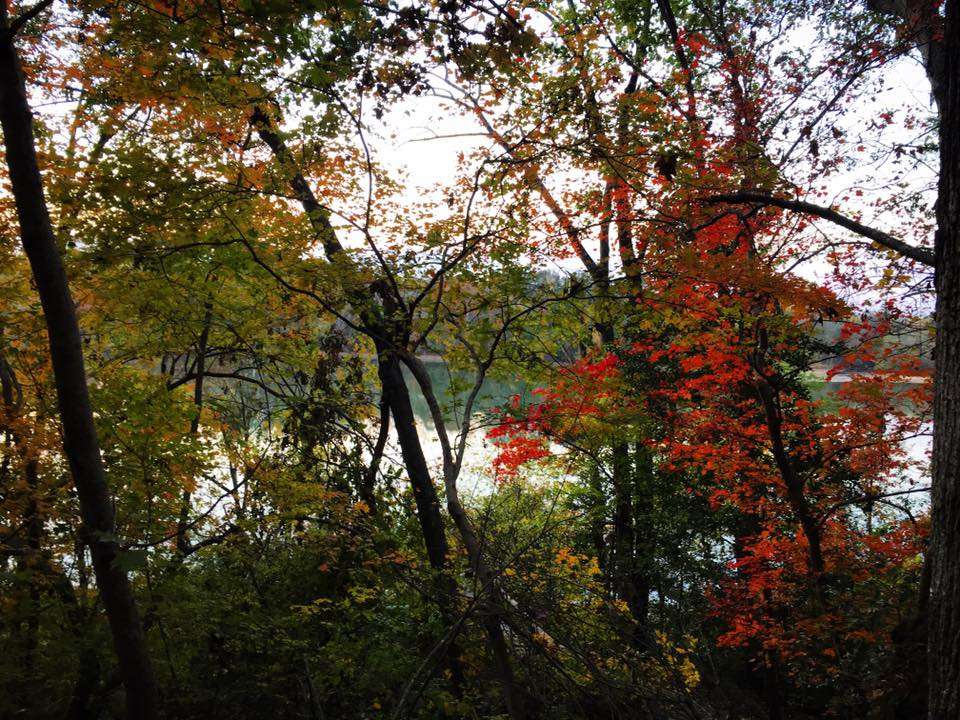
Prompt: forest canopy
<box><xmin>0</xmin><ymin>1</ymin><xmax>957</xmax><ymax>719</ymax></box>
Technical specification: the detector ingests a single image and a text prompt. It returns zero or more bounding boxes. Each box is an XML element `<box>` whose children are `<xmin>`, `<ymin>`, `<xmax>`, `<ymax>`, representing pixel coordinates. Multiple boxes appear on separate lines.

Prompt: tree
<box><xmin>0</xmin><ymin>1</ymin><xmax>942</xmax><ymax>718</ymax></box>
<box><xmin>703</xmin><ymin>1</ymin><xmax>957</xmax><ymax>715</ymax></box>
<box><xmin>0</xmin><ymin>2</ymin><xmax>158</xmax><ymax>718</ymax></box>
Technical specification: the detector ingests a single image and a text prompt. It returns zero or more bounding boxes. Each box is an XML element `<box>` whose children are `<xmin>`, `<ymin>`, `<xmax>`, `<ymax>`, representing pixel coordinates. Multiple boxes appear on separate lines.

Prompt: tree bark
<box><xmin>629</xmin><ymin>443</ymin><xmax>654</xmax><ymax>624</ymax></box>
<box><xmin>597</xmin><ymin>324</ymin><xmax>651</xmax><ymax>629</ymax></box>
<box><xmin>0</xmin><ymin>14</ymin><xmax>158</xmax><ymax>720</ymax></box>
<box><xmin>376</xmin><ymin>346</ymin><xmax>450</xmax><ymax>569</ymax></box>
<box><xmin>928</xmin><ymin>2</ymin><xmax>960</xmax><ymax>717</ymax></box>
<box><xmin>442</xmin><ymin>477</ymin><xmax>527</xmax><ymax>720</ymax></box>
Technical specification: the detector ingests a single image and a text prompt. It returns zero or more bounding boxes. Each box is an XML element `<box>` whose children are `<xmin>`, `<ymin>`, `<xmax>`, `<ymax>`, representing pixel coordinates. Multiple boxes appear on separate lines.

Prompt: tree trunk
<box><xmin>442</xmin><ymin>479</ymin><xmax>527</xmax><ymax>720</ymax></box>
<box><xmin>597</xmin><ymin>325</ymin><xmax>651</xmax><ymax>629</ymax></box>
<box><xmin>732</xmin><ymin>510</ymin><xmax>786</xmax><ymax>720</ymax></box>
<box><xmin>376</xmin><ymin>348</ymin><xmax>449</xmax><ymax>568</ymax></box>
<box><xmin>0</xmin><ymin>15</ymin><xmax>158</xmax><ymax>720</ymax></box>
<box><xmin>755</xmin><ymin>379</ymin><xmax>826</xmax><ymax>578</ymax></box>
<box><xmin>397</xmin><ymin>350</ymin><xmax>527</xmax><ymax>719</ymax></box>
<box><xmin>928</xmin><ymin>2</ymin><xmax>960</xmax><ymax>717</ymax></box>
<box><xmin>375</xmin><ymin>344</ymin><xmax>466</xmax><ymax>697</ymax></box>
<box><xmin>253</xmin><ymin>104</ymin><xmax>472</xmax><ymax>701</ymax></box>
<box><xmin>378</xmin><ymin>343</ymin><xmax>526</xmax><ymax>718</ymax></box>
<box><xmin>176</xmin><ymin>300</ymin><xmax>213</xmax><ymax>556</ymax></box>
<box><xmin>629</xmin><ymin>443</ymin><xmax>654</xmax><ymax>625</ymax></box>
<box><xmin>611</xmin><ymin>442</ymin><xmax>651</xmax><ymax>630</ymax></box>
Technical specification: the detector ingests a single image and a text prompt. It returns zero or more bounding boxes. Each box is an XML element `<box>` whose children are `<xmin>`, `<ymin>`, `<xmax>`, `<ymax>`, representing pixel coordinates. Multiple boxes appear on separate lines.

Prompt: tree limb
<box><xmin>7</xmin><ymin>0</ymin><xmax>53</xmax><ymax>36</ymax></box>
<box><xmin>705</xmin><ymin>191</ymin><xmax>935</xmax><ymax>265</ymax></box>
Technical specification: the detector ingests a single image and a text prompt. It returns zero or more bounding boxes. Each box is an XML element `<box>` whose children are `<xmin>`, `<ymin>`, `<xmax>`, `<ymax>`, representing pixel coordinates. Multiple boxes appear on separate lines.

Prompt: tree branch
<box><xmin>8</xmin><ymin>0</ymin><xmax>53</xmax><ymax>36</ymax></box>
<box><xmin>705</xmin><ymin>191</ymin><xmax>935</xmax><ymax>266</ymax></box>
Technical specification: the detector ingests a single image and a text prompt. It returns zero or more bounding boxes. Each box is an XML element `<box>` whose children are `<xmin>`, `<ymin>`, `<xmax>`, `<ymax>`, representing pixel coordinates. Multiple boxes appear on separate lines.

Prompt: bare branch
<box><xmin>705</xmin><ymin>191</ymin><xmax>935</xmax><ymax>265</ymax></box>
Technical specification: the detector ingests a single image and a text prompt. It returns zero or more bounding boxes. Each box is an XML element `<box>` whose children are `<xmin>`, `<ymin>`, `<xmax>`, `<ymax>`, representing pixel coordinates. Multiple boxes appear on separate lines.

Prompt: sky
<box><xmin>353</xmin><ymin>35</ymin><xmax>939</xmax><ymax>305</ymax></box>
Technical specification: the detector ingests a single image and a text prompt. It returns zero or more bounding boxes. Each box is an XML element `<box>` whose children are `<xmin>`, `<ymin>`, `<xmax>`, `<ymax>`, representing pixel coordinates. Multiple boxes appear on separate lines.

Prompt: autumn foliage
<box><xmin>0</xmin><ymin>0</ymin><xmax>943</xmax><ymax>719</ymax></box>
